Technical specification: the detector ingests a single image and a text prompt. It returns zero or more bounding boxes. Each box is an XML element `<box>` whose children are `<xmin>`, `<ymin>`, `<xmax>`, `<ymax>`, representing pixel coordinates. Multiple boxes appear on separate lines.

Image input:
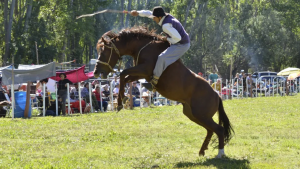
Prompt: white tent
<box><xmin>2</xmin><ymin>62</ymin><xmax>56</xmax><ymax>85</ymax></box>
<box><xmin>277</xmin><ymin>67</ymin><xmax>300</xmax><ymax>76</ymax></box>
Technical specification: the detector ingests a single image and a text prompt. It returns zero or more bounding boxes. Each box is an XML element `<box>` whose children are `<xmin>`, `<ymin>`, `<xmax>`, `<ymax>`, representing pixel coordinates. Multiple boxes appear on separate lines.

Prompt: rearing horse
<box><xmin>93</xmin><ymin>27</ymin><xmax>234</xmax><ymax>158</ymax></box>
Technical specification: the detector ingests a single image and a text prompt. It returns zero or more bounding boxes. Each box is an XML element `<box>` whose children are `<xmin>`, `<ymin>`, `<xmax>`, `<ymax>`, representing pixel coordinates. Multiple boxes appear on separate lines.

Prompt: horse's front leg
<box><xmin>117</xmin><ymin>65</ymin><xmax>152</xmax><ymax>111</ymax></box>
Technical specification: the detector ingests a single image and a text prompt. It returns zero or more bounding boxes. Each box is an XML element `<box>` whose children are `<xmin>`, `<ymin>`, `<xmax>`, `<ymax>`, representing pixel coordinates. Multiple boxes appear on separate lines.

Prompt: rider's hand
<box><xmin>161</xmin><ymin>36</ymin><xmax>168</xmax><ymax>41</ymax></box>
<box><xmin>130</xmin><ymin>10</ymin><xmax>139</xmax><ymax>17</ymax></box>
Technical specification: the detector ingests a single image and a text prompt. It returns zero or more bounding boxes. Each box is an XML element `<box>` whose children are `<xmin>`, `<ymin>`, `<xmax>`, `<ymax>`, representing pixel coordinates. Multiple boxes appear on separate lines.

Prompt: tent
<box><xmin>277</xmin><ymin>67</ymin><xmax>300</xmax><ymax>76</ymax></box>
<box><xmin>50</xmin><ymin>65</ymin><xmax>89</xmax><ymax>83</ymax></box>
<box><xmin>85</xmin><ymin>71</ymin><xmax>94</xmax><ymax>78</ymax></box>
<box><xmin>0</xmin><ymin>65</ymin><xmax>14</xmax><ymax>72</ymax></box>
<box><xmin>2</xmin><ymin>62</ymin><xmax>56</xmax><ymax>85</ymax></box>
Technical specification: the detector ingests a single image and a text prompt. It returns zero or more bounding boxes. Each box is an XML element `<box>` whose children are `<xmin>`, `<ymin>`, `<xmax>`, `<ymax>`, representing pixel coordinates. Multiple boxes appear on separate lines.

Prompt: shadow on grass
<box><xmin>175</xmin><ymin>157</ymin><xmax>250</xmax><ymax>169</ymax></box>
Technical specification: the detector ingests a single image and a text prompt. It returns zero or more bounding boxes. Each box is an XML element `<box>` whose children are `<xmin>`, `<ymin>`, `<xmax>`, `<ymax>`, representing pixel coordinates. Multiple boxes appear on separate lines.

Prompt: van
<box><xmin>251</xmin><ymin>71</ymin><xmax>277</xmax><ymax>83</ymax></box>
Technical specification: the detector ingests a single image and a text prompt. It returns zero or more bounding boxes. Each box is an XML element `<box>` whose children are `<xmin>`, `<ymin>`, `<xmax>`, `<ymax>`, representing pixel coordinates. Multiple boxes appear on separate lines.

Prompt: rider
<box><xmin>126</xmin><ymin>6</ymin><xmax>190</xmax><ymax>90</ymax></box>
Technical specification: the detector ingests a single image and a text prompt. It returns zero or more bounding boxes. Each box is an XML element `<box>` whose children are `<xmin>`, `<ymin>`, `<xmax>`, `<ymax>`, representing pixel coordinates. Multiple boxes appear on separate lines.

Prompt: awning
<box><xmin>50</xmin><ymin>65</ymin><xmax>89</xmax><ymax>83</ymax></box>
<box><xmin>2</xmin><ymin>62</ymin><xmax>56</xmax><ymax>85</ymax></box>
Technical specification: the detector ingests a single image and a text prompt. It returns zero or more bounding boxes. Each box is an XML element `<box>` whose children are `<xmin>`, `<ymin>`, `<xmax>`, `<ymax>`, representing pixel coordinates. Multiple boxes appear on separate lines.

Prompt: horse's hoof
<box><xmin>122</xmin><ymin>96</ymin><xmax>129</xmax><ymax>104</ymax></box>
<box><xmin>117</xmin><ymin>105</ymin><xmax>123</xmax><ymax>112</ymax></box>
<box><xmin>199</xmin><ymin>151</ymin><xmax>205</xmax><ymax>156</ymax></box>
<box><xmin>215</xmin><ymin>149</ymin><xmax>225</xmax><ymax>158</ymax></box>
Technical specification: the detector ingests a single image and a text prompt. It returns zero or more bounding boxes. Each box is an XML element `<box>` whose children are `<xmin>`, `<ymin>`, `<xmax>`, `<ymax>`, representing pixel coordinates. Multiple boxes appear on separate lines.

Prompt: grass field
<box><xmin>0</xmin><ymin>95</ymin><xmax>300</xmax><ymax>169</ymax></box>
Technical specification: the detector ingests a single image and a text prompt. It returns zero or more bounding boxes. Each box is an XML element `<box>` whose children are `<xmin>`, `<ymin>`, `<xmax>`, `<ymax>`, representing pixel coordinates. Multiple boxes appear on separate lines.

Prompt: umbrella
<box><xmin>287</xmin><ymin>72</ymin><xmax>300</xmax><ymax>80</ymax></box>
<box><xmin>277</xmin><ymin>67</ymin><xmax>300</xmax><ymax>76</ymax></box>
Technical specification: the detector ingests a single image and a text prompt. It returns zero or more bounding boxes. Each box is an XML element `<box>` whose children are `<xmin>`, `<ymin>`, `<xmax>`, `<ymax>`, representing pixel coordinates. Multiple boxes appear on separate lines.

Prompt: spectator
<box><xmin>142</xmin><ymin>92</ymin><xmax>150</xmax><ymax>107</ymax></box>
<box><xmin>209</xmin><ymin>71</ymin><xmax>219</xmax><ymax>84</ymax></box>
<box><xmin>68</xmin><ymin>83</ymin><xmax>86</xmax><ymax>113</ymax></box>
<box><xmin>57</xmin><ymin>73</ymin><xmax>73</xmax><ymax>115</ymax></box>
<box><xmin>93</xmin><ymin>84</ymin><xmax>108</xmax><ymax>111</ymax></box>
<box><xmin>92</xmin><ymin>80</ymin><xmax>99</xmax><ymax>89</ymax></box>
<box><xmin>113</xmin><ymin>83</ymin><xmax>120</xmax><ymax>97</ymax></box>
<box><xmin>0</xmin><ymin>101</ymin><xmax>11</xmax><ymax>117</ymax></box>
<box><xmin>198</xmin><ymin>72</ymin><xmax>203</xmax><ymax>77</ymax></box>
<box><xmin>242</xmin><ymin>72</ymin><xmax>247</xmax><ymax>91</ymax></box>
<box><xmin>247</xmin><ymin>73</ymin><xmax>255</xmax><ymax>91</ymax></box>
<box><xmin>233</xmin><ymin>73</ymin><xmax>240</xmax><ymax>86</ymax></box>
<box><xmin>102</xmin><ymin>84</ymin><xmax>110</xmax><ymax>99</ymax></box>
<box><xmin>81</xmin><ymin>82</ymin><xmax>99</xmax><ymax>111</ymax></box>
<box><xmin>128</xmin><ymin>81</ymin><xmax>140</xmax><ymax>98</ymax></box>
<box><xmin>211</xmin><ymin>79</ymin><xmax>222</xmax><ymax>95</ymax></box>
<box><xmin>112</xmin><ymin>76</ymin><xmax>119</xmax><ymax>89</ymax></box>
<box><xmin>70</xmin><ymin>83</ymin><xmax>79</xmax><ymax>99</ymax></box>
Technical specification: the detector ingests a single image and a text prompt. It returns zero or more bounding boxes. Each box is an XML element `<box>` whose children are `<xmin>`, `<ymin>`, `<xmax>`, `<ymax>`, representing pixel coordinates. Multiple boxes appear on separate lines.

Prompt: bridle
<box><xmin>97</xmin><ymin>35</ymin><xmax>153</xmax><ymax>73</ymax></box>
<box><xmin>97</xmin><ymin>36</ymin><xmax>122</xmax><ymax>73</ymax></box>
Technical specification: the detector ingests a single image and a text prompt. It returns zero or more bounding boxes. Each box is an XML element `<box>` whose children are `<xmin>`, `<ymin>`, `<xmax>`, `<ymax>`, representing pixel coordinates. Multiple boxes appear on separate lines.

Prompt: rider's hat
<box><xmin>149</xmin><ymin>6</ymin><xmax>166</xmax><ymax>18</ymax></box>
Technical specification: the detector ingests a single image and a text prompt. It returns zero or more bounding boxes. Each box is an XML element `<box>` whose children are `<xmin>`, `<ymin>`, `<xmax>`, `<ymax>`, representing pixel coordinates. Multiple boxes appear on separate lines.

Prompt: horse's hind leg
<box><xmin>196</xmin><ymin>117</ymin><xmax>225</xmax><ymax>158</ymax></box>
<box><xmin>182</xmin><ymin>104</ymin><xmax>217</xmax><ymax>157</ymax></box>
<box><xmin>199</xmin><ymin>129</ymin><xmax>213</xmax><ymax>156</ymax></box>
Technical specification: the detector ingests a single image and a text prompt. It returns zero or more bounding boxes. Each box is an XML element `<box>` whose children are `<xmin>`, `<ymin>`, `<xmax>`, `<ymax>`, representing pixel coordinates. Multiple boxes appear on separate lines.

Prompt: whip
<box><xmin>76</xmin><ymin>10</ymin><xmax>130</xmax><ymax>19</ymax></box>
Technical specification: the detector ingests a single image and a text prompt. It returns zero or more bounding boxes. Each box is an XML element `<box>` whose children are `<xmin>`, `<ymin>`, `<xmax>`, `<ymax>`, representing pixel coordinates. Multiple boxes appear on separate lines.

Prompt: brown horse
<box><xmin>93</xmin><ymin>26</ymin><xmax>234</xmax><ymax>158</ymax></box>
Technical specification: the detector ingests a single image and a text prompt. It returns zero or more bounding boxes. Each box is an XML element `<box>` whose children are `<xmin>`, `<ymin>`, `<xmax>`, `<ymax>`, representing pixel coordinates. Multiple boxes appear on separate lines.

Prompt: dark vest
<box><xmin>162</xmin><ymin>14</ymin><xmax>190</xmax><ymax>44</ymax></box>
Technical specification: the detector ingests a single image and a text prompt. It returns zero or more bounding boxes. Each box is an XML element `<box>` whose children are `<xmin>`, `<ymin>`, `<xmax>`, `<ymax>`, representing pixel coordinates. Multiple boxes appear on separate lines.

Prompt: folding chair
<box><xmin>3</xmin><ymin>93</ymin><xmax>12</xmax><ymax>117</ymax></box>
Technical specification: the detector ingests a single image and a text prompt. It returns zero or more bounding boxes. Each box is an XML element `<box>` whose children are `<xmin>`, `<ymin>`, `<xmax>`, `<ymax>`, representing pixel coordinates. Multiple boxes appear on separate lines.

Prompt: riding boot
<box><xmin>150</xmin><ymin>76</ymin><xmax>159</xmax><ymax>93</ymax></box>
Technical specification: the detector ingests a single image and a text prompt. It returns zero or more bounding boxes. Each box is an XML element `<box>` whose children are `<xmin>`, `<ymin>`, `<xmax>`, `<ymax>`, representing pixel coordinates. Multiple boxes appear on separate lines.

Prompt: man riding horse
<box><xmin>125</xmin><ymin>6</ymin><xmax>190</xmax><ymax>91</ymax></box>
<box><xmin>93</xmin><ymin>7</ymin><xmax>234</xmax><ymax>158</ymax></box>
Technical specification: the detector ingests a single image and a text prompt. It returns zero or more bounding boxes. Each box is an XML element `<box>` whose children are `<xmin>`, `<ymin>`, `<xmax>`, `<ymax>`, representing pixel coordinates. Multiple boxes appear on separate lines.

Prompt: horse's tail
<box><xmin>218</xmin><ymin>97</ymin><xmax>234</xmax><ymax>145</ymax></box>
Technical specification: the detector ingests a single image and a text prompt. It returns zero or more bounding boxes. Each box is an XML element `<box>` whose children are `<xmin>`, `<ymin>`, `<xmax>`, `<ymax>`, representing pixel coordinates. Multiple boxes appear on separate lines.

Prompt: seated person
<box><xmin>68</xmin><ymin>83</ymin><xmax>86</xmax><ymax>113</ymax></box>
<box><xmin>113</xmin><ymin>83</ymin><xmax>120</xmax><ymax>97</ymax></box>
<box><xmin>102</xmin><ymin>84</ymin><xmax>110</xmax><ymax>101</ymax></box>
<box><xmin>141</xmin><ymin>92</ymin><xmax>150</xmax><ymax>107</ymax></box>
<box><xmin>93</xmin><ymin>85</ymin><xmax>108</xmax><ymax>111</ymax></box>
<box><xmin>0</xmin><ymin>101</ymin><xmax>11</xmax><ymax>117</ymax></box>
<box><xmin>45</xmin><ymin>97</ymin><xmax>62</xmax><ymax>116</ymax></box>
<box><xmin>211</xmin><ymin>79</ymin><xmax>222</xmax><ymax>95</ymax></box>
<box><xmin>81</xmin><ymin>82</ymin><xmax>99</xmax><ymax>111</ymax></box>
<box><xmin>128</xmin><ymin>81</ymin><xmax>140</xmax><ymax>98</ymax></box>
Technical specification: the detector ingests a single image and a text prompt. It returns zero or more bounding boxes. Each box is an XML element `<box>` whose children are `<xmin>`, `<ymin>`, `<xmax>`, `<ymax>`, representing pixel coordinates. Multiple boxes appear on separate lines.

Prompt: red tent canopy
<box><xmin>50</xmin><ymin>65</ymin><xmax>90</xmax><ymax>83</ymax></box>
<box><xmin>85</xmin><ymin>71</ymin><xmax>94</xmax><ymax>78</ymax></box>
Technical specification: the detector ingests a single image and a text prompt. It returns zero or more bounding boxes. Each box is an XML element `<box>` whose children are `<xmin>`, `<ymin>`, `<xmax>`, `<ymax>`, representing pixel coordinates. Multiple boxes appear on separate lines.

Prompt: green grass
<box><xmin>0</xmin><ymin>95</ymin><xmax>300</xmax><ymax>169</ymax></box>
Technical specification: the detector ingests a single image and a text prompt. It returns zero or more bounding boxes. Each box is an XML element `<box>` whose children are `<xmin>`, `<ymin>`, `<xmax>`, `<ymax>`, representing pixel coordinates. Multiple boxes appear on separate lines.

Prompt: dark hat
<box><xmin>40</xmin><ymin>78</ymin><xmax>48</xmax><ymax>83</ymax></box>
<box><xmin>150</xmin><ymin>6</ymin><xmax>166</xmax><ymax>18</ymax></box>
<box><xmin>59</xmin><ymin>73</ymin><xmax>67</xmax><ymax>78</ymax></box>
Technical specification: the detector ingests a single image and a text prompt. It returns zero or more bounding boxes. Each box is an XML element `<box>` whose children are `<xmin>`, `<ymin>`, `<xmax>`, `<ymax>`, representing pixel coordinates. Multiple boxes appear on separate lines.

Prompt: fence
<box><xmin>214</xmin><ymin>78</ymin><xmax>299</xmax><ymax>100</ymax></box>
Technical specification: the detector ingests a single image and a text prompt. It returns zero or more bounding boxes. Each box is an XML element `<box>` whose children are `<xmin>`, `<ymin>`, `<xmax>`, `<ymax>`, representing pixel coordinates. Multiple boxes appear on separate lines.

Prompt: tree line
<box><xmin>1</xmin><ymin>0</ymin><xmax>299</xmax><ymax>79</ymax></box>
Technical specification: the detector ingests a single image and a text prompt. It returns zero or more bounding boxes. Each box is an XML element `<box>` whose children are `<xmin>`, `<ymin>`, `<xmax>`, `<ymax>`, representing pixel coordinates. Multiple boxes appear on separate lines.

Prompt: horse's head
<box><xmin>94</xmin><ymin>33</ymin><xmax>121</xmax><ymax>79</ymax></box>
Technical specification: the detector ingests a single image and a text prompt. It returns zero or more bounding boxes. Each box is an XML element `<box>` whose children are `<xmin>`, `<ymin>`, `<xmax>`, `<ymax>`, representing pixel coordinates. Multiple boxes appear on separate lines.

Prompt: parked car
<box><xmin>251</xmin><ymin>71</ymin><xmax>277</xmax><ymax>83</ymax></box>
<box><xmin>255</xmin><ymin>76</ymin><xmax>286</xmax><ymax>88</ymax></box>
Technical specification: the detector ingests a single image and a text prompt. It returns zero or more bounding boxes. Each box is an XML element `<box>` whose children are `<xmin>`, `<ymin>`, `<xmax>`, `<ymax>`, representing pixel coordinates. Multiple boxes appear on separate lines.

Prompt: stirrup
<box><xmin>150</xmin><ymin>81</ymin><xmax>156</xmax><ymax>93</ymax></box>
<box><xmin>150</xmin><ymin>76</ymin><xmax>159</xmax><ymax>93</ymax></box>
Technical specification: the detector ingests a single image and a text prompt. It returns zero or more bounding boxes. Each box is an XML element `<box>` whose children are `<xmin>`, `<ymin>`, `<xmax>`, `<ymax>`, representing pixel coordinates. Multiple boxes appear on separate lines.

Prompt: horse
<box><xmin>93</xmin><ymin>26</ymin><xmax>234</xmax><ymax>158</ymax></box>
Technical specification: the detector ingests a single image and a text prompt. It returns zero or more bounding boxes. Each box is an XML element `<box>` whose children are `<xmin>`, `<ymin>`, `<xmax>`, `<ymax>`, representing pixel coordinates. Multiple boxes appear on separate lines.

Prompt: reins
<box><xmin>97</xmin><ymin>36</ymin><xmax>154</xmax><ymax>72</ymax></box>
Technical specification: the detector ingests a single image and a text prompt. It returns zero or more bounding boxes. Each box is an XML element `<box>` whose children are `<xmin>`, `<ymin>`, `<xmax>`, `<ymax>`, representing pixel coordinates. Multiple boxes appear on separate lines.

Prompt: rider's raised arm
<box><xmin>137</xmin><ymin>10</ymin><xmax>153</xmax><ymax>18</ymax></box>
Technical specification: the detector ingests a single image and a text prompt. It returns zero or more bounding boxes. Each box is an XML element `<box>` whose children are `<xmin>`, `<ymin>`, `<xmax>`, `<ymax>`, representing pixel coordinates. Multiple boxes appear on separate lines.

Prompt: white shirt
<box><xmin>138</xmin><ymin>10</ymin><xmax>182</xmax><ymax>44</ymax></box>
<box><xmin>113</xmin><ymin>88</ymin><xmax>119</xmax><ymax>94</ymax></box>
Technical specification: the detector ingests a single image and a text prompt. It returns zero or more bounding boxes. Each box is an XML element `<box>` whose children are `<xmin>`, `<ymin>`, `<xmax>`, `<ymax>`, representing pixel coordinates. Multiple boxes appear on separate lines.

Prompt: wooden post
<box><xmin>24</xmin><ymin>81</ymin><xmax>31</xmax><ymax>118</ymax></box>
<box><xmin>35</xmin><ymin>41</ymin><xmax>39</xmax><ymax>64</ymax></box>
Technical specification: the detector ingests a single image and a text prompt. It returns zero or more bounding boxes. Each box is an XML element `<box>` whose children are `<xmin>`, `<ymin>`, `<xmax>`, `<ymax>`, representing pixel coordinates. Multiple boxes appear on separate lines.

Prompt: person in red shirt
<box><xmin>93</xmin><ymin>85</ymin><xmax>108</xmax><ymax>112</ymax></box>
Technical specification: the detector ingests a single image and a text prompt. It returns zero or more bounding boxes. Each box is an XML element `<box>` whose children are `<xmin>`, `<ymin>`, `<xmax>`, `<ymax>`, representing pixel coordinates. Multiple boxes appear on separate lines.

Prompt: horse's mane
<box><xmin>107</xmin><ymin>26</ymin><xmax>165</xmax><ymax>41</ymax></box>
<box><xmin>97</xmin><ymin>26</ymin><xmax>167</xmax><ymax>53</ymax></box>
